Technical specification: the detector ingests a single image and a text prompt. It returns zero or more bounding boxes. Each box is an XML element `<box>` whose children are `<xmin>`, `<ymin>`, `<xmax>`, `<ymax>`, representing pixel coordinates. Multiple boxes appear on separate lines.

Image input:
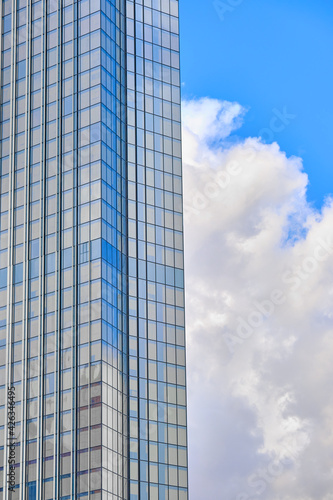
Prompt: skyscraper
<box><xmin>0</xmin><ymin>0</ymin><xmax>188</xmax><ymax>498</ymax></box>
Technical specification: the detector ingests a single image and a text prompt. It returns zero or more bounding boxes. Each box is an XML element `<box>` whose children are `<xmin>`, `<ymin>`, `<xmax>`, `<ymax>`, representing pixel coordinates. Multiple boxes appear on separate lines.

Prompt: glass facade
<box><xmin>0</xmin><ymin>0</ymin><xmax>187</xmax><ymax>498</ymax></box>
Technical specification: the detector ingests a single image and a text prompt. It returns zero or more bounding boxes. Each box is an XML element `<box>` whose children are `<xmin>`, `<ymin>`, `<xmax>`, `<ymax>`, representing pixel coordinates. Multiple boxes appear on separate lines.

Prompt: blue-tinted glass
<box><xmin>14</xmin><ymin>263</ymin><xmax>23</xmax><ymax>283</ymax></box>
<box><xmin>28</xmin><ymin>482</ymin><xmax>36</xmax><ymax>499</ymax></box>
<box><xmin>0</xmin><ymin>269</ymin><xmax>7</xmax><ymax>288</ymax></box>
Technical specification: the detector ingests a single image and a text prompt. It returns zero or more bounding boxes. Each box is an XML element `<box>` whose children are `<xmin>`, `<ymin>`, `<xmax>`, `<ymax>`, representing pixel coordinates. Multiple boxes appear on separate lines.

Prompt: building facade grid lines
<box><xmin>0</xmin><ymin>0</ymin><xmax>188</xmax><ymax>499</ymax></box>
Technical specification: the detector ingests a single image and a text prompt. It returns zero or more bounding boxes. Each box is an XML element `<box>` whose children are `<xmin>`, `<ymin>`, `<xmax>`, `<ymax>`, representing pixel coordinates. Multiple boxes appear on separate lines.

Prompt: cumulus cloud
<box><xmin>183</xmin><ymin>98</ymin><xmax>333</xmax><ymax>499</ymax></box>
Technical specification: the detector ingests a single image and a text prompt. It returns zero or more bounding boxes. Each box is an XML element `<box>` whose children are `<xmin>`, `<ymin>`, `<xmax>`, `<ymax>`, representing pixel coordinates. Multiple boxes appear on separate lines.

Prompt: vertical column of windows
<box><xmin>59</xmin><ymin>0</ymin><xmax>76</xmax><ymax>497</ymax></box>
<box><xmin>125</xmin><ymin>2</ymin><xmax>140</xmax><ymax>498</ymax></box>
<box><xmin>27</xmin><ymin>0</ymin><xmax>40</xmax><ymax>494</ymax></box>
<box><xmin>99</xmin><ymin>0</ymin><xmax>128</xmax><ymax>497</ymax></box>
<box><xmin>41</xmin><ymin>0</ymin><xmax>58</xmax><ymax>496</ymax></box>
<box><xmin>3</xmin><ymin>0</ymin><xmax>20</xmax><ymax>496</ymax></box>
<box><xmin>76</xmin><ymin>1</ymin><xmax>104</xmax><ymax>498</ymax></box>
<box><xmin>126</xmin><ymin>1</ymin><xmax>188</xmax><ymax>499</ymax></box>
<box><xmin>21</xmin><ymin>0</ymin><xmax>32</xmax><ymax>494</ymax></box>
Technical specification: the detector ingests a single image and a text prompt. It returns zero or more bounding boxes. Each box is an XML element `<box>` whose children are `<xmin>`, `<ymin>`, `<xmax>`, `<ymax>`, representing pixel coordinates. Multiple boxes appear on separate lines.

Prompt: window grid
<box><xmin>1</xmin><ymin>0</ymin><xmax>187</xmax><ymax>499</ymax></box>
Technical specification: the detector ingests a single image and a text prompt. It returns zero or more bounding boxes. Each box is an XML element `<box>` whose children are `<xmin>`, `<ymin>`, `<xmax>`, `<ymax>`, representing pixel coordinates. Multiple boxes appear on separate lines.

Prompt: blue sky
<box><xmin>179</xmin><ymin>0</ymin><xmax>333</xmax><ymax>207</ymax></box>
<box><xmin>181</xmin><ymin>3</ymin><xmax>333</xmax><ymax>498</ymax></box>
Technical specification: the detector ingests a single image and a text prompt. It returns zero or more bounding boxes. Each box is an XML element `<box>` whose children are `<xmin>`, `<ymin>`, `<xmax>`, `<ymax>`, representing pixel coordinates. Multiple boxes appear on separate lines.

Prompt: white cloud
<box><xmin>182</xmin><ymin>98</ymin><xmax>245</xmax><ymax>144</ymax></box>
<box><xmin>183</xmin><ymin>98</ymin><xmax>333</xmax><ymax>499</ymax></box>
